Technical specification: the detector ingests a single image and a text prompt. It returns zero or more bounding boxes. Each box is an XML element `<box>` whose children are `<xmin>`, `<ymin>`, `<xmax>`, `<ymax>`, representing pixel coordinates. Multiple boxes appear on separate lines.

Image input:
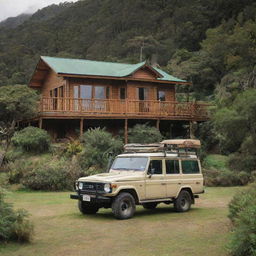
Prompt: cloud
<box><xmin>0</xmin><ymin>0</ymin><xmax>77</xmax><ymax>22</ymax></box>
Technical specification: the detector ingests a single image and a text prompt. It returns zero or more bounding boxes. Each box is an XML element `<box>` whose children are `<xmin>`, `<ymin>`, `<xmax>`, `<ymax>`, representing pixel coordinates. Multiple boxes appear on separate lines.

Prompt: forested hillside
<box><xmin>0</xmin><ymin>0</ymin><xmax>255</xmax><ymax>98</ymax></box>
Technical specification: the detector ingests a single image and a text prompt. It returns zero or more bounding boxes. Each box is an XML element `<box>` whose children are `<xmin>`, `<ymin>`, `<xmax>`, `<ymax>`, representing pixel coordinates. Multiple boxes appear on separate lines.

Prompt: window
<box><xmin>181</xmin><ymin>160</ymin><xmax>200</xmax><ymax>174</ymax></box>
<box><xmin>148</xmin><ymin>160</ymin><xmax>162</xmax><ymax>175</ymax></box>
<box><xmin>166</xmin><ymin>160</ymin><xmax>180</xmax><ymax>174</ymax></box>
<box><xmin>80</xmin><ymin>85</ymin><xmax>92</xmax><ymax>99</ymax></box>
<box><xmin>158</xmin><ymin>90</ymin><xmax>166</xmax><ymax>101</ymax></box>
<box><xmin>94</xmin><ymin>86</ymin><xmax>105</xmax><ymax>99</ymax></box>
<box><xmin>120</xmin><ymin>88</ymin><xmax>126</xmax><ymax>99</ymax></box>
<box><xmin>111</xmin><ymin>157</ymin><xmax>148</xmax><ymax>171</ymax></box>
<box><xmin>137</xmin><ymin>87</ymin><xmax>149</xmax><ymax>100</ymax></box>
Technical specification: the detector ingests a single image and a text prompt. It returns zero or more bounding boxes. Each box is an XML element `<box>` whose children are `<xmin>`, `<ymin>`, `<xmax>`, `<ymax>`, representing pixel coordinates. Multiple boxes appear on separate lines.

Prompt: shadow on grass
<box><xmin>72</xmin><ymin>206</ymin><xmax>203</xmax><ymax>221</ymax></box>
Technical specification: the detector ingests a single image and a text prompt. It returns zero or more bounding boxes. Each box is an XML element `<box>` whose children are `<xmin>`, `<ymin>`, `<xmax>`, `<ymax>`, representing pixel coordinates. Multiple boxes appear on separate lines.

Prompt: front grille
<box><xmin>81</xmin><ymin>182</ymin><xmax>104</xmax><ymax>192</ymax></box>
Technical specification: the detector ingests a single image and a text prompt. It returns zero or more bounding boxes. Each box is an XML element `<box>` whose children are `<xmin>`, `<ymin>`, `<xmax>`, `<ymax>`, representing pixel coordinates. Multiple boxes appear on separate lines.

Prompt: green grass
<box><xmin>203</xmin><ymin>154</ymin><xmax>229</xmax><ymax>171</ymax></box>
<box><xmin>0</xmin><ymin>187</ymin><xmax>242</xmax><ymax>256</ymax></box>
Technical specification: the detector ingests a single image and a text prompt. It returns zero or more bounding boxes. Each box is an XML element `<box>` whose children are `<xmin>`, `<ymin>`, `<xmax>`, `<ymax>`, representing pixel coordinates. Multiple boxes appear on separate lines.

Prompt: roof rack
<box><xmin>123</xmin><ymin>139</ymin><xmax>201</xmax><ymax>157</ymax></box>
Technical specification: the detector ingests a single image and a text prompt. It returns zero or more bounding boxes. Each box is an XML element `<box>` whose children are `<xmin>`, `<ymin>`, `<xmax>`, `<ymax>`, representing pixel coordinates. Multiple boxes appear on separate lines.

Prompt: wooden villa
<box><xmin>28</xmin><ymin>56</ymin><xmax>209</xmax><ymax>142</ymax></box>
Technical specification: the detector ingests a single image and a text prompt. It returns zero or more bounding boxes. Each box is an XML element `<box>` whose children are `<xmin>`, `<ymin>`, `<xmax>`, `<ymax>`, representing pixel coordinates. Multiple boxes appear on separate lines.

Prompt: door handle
<box><xmin>196</xmin><ymin>182</ymin><xmax>200</xmax><ymax>185</ymax></box>
<box><xmin>178</xmin><ymin>183</ymin><xmax>181</xmax><ymax>185</ymax></box>
<box><xmin>161</xmin><ymin>183</ymin><xmax>166</xmax><ymax>185</ymax></box>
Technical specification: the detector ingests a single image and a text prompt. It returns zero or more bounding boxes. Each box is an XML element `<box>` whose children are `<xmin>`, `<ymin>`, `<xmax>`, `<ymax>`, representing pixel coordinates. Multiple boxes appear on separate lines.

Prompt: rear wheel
<box><xmin>174</xmin><ymin>190</ymin><xmax>192</xmax><ymax>212</ymax></box>
<box><xmin>112</xmin><ymin>192</ymin><xmax>136</xmax><ymax>220</ymax></box>
<box><xmin>142</xmin><ymin>202</ymin><xmax>158</xmax><ymax>210</ymax></box>
<box><xmin>78</xmin><ymin>201</ymin><xmax>99</xmax><ymax>214</ymax></box>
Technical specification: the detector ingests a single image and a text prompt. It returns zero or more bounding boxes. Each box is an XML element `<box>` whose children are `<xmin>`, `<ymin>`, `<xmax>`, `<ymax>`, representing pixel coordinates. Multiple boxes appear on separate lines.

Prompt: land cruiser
<box><xmin>70</xmin><ymin>139</ymin><xmax>204</xmax><ymax>219</ymax></box>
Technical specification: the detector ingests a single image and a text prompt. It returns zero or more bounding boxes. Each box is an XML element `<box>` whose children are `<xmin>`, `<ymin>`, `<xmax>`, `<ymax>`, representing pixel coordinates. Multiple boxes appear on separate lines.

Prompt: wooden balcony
<box><xmin>39</xmin><ymin>97</ymin><xmax>210</xmax><ymax>121</ymax></box>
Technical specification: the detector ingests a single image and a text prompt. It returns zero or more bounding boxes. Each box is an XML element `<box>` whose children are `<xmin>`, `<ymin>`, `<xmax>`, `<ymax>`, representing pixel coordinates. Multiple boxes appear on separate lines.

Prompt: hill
<box><xmin>0</xmin><ymin>0</ymin><xmax>255</xmax><ymax>98</ymax></box>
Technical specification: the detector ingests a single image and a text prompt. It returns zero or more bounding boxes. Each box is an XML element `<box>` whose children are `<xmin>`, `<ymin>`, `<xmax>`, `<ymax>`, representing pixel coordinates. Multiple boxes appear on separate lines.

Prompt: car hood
<box><xmin>78</xmin><ymin>170</ymin><xmax>145</xmax><ymax>183</ymax></box>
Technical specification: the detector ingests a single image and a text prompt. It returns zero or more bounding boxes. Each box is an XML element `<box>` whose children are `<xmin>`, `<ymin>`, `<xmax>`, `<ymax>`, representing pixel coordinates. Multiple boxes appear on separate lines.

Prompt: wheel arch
<box><xmin>117</xmin><ymin>189</ymin><xmax>139</xmax><ymax>204</ymax></box>
<box><xmin>176</xmin><ymin>186</ymin><xmax>195</xmax><ymax>204</ymax></box>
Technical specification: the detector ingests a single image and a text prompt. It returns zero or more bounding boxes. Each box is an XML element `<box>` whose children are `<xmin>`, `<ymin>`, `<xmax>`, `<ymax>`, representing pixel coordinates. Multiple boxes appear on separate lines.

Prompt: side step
<box><xmin>140</xmin><ymin>198</ymin><xmax>174</xmax><ymax>204</ymax></box>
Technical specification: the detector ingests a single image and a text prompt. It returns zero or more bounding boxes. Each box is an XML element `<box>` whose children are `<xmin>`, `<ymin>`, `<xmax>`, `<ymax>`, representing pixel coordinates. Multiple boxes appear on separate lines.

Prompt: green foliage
<box><xmin>21</xmin><ymin>157</ymin><xmax>82</xmax><ymax>191</ymax></box>
<box><xmin>0</xmin><ymin>0</ymin><xmax>255</xmax><ymax>86</ymax></box>
<box><xmin>228</xmin><ymin>184</ymin><xmax>256</xmax><ymax>256</ymax></box>
<box><xmin>128</xmin><ymin>124</ymin><xmax>163</xmax><ymax>143</ymax></box>
<box><xmin>64</xmin><ymin>140</ymin><xmax>83</xmax><ymax>157</ymax></box>
<box><xmin>213</xmin><ymin>89</ymin><xmax>256</xmax><ymax>173</ymax></box>
<box><xmin>0</xmin><ymin>85</ymin><xmax>38</xmax><ymax>123</ymax></box>
<box><xmin>0</xmin><ymin>190</ymin><xmax>33</xmax><ymax>242</ymax></box>
<box><xmin>79</xmin><ymin>128</ymin><xmax>123</xmax><ymax>172</ymax></box>
<box><xmin>203</xmin><ymin>155</ymin><xmax>250</xmax><ymax>186</ymax></box>
<box><xmin>12</xmin><ymin>127</ymin><xmax>51</xmax><ymax>153</ymax></box>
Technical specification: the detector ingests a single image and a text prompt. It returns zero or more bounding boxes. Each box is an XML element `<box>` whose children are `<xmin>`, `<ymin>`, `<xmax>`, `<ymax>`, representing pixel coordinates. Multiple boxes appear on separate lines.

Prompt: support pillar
<box><xmin>80</xmin><ymin>118</ymin><xmax>84</xmax><ymax>137</ymax></box>
<box><xmin>124</xmin><ymin>119</ymin><xmax>128</xmax><ymax>144</ymax></box>
<box><xmin>39</xmin><ymin>118</ymin><xmax>42</xmax><ymax>129</ymax></box>
<box><xmin>156</xmin><ymin>119</ymin><xmax>160</xmax><ymax>130</ymax></box>
<box><xmin>189</xmin><ymin>121</ymin><xmax>197</xmax><ymax>139</ymax></box>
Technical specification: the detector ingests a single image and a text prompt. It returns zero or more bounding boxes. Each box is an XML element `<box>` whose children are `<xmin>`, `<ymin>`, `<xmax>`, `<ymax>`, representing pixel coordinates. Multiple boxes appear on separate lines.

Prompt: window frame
<box><xmin>181</xmin><ymin>159</ymin><xmax>201</xmax><ymax>174</ymax></box>
<box><xmin>165</xmin><ymin>159</ymin><xmax>180</xmax><ymax>175</ymax></box>
<box><xmin>148</xmin><ymin>159</ymin><xmax>164</xmax><ymax>175</ymax></box>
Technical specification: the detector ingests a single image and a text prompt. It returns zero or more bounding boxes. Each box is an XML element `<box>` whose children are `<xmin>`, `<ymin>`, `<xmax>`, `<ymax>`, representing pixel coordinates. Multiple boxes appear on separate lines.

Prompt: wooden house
<box><xmin>28</xmin><ymin>56</ymin><xmax>209</xmax><ymax>142</ymax></box>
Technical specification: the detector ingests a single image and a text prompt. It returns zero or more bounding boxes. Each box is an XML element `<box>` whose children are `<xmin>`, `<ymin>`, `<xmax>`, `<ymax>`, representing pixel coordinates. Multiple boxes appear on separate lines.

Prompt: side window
<box><xmin>166</xmin><ymin>160</ymin><xmax>180</xmax><ymax>174</ymax></box>
<box><xmin>149</xmin><ymin>160</ymin><xmax>162</xmax><ymax>175</ymax></box>
<box><xmin>181</xmin><ymin>160</ymin><xmax>200</xmax><ymax>174</ymax></box>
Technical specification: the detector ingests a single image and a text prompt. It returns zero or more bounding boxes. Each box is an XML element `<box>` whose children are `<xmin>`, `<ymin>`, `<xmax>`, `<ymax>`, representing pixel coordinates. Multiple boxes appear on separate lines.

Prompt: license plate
<box><xmin>82</xmin><ymin>195</ymin><xmax>91</xmax><ymax>202</ymax></box>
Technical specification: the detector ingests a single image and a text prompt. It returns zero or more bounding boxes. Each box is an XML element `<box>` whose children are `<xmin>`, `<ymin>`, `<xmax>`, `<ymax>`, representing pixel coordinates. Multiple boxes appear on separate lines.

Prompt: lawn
<box><xmin>0</xmin><ymin>187</ymin><xmax>241</xmax><ymax>256</ymax></box>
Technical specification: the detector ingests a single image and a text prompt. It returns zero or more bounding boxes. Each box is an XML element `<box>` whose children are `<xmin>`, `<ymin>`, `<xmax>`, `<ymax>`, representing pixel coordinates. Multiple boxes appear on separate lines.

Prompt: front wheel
<box><xmin>174</xmin><ymin>190</ymin><xmax>192</xmax><ymax>212</ymax></box>
<box><xmin>78</xmin><ymin>201</ymin><xmax>99</xmax><ymax>214</ymax></box>
<box><xmin>112</xmin><ymin>192</ymin><xmax>136</xmax><ymax>220</ymax></box>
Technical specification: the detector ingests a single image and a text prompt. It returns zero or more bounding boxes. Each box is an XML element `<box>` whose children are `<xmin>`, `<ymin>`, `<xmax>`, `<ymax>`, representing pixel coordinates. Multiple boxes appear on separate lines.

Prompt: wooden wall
<box><xmin>41</xmin><ymin>70</ymin><xmax>65</xmax><ymax>97</ymax></box>
<box><xmin>40</xmin><ymin>68</ymin><xmax>176</xmax><ymax>101</ymax></box>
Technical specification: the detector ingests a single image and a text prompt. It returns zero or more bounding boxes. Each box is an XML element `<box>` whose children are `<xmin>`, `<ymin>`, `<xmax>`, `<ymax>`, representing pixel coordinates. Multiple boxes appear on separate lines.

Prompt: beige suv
<box><xmin>70</xmin><ymin>139</ymin><xmax>204</xmax><ymax>219</ymax></box>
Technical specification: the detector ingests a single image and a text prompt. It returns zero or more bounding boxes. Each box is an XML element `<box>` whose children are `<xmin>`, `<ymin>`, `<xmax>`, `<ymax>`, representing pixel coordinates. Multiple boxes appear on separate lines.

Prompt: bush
<box><xmin>228</xmin><ymin>184</ymin><xmax>256</xmax><ymax>256</ymax></box>
<box><xmin>0</xmin><ymin>190</ymin><xmax>33</xmax><ymax>242</ymax></box>
<box><xmin>21</xmin><ymin>157</ymin><xmax>82</xmax><ymax>191</ymax></box>
<box><xmin>128</xmin><ymin>123</ymin><xmax>163</xmax><ymax>143</ymax></box>
<box><xmin>12</xmin><ymin>127</ymin><xmax>51</xmax><ymax>153</ymax></box>
<box><xmin>79</xmin><ymin>128</ymin><xmax>123</xmax><ymax>172</ymax></box>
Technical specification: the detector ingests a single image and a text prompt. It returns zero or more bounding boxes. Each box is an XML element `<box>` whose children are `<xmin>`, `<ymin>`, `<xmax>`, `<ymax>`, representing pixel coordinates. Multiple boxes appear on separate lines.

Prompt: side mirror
<box><xmin>147</xmin><ymin>167</ymin><xmax>155</xmax><ymax>178</ymax></box>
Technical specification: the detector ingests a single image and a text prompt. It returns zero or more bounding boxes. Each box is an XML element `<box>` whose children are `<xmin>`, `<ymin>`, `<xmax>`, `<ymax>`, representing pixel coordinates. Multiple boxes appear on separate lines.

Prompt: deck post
<box><xmin>80</xmin><ymin>118</ymin><xmax>84</xmax><ymax>137</ymax></box>
<box><xmin>189</xmin><ymin>121</ymin><xmax>197</xmax><ymax>139</ymax></box>
<box><xmin>124</xmin><ymin>119</ymin><xmax>128</xmax><ymax>144</ymax></box>
<box><xmin>39</xmin><ymin>118</ymin><xmax>43</xmax><ymax>129</ymax></box>
<box><xmin>156</xmin><ymin>119</ymin><xmax>160</xmax><ymax>130</ymax></box>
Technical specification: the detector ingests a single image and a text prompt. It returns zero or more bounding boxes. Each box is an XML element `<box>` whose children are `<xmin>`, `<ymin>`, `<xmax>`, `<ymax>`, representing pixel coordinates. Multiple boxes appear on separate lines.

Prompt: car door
<box><xmin>145</xmin><ymin>159</ymin><xmax>166</xmax><ymax>199</ymax></box>
<box><xmin>165</xmin><ymin>159</ymin><xmax>181</xmax><ymax>197</ymax></box>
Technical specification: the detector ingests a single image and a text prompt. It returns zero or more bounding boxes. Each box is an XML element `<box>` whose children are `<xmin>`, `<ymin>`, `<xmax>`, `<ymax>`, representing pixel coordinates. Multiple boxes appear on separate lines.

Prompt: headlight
<box><xmin>104</xmin><ymin>183</ymin><xmax>111</xmax><ymax>193</ymax></box>
<box><xmin>78</xmin><ymin>182</ymin><xmax>83</xmax><ymax>190</ymax></box>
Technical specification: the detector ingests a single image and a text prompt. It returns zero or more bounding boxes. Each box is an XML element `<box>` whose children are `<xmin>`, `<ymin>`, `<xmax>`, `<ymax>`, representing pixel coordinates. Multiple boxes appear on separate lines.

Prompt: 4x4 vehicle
<box><xmin>70</xmin><ymin>139</ymin><xmax>204</xmax><ymax>219</ymax></box>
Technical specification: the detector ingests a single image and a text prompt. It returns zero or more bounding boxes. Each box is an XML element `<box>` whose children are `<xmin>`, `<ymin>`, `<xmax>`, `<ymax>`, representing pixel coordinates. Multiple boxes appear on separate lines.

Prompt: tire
<box><xmin>78</xmin><ymin>201</ymin><xmax>99</xmax><ymax>214</ymax></box>
<box><xmin>142</xmin><ymin>202</ymin><xmax>158</xmax><ymax>210</ymax></box>
<box><xmin>112</xmin><ymin>192</ymin><xmax>136</xmax><ymax>220</ymax></box>
<box><xmin>174</xmin><ymin>190</ymin><xmax>192</xmax><ymax>212</ymax></box>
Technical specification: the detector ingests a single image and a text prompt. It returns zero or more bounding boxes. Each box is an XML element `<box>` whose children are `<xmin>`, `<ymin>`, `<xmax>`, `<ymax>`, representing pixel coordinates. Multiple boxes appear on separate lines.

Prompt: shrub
<box><xmin>21</xmin><ymin>157</ymin><xmax>82</xmax><ymax>191</ymax></box>
<box><xmin>128</xmin><ymin>124</ymin><xmax>163</xmax><ymax>143</ymax></box>
<box><xmin>0</xmin><ymin>190</ymin><xmax>33</xmax><ymax>242</ymax></box>
<box><xmin>79</xmin><ymin>128</ymin><xmax>123</xmax><ymax>172</ymax></box>
<box><xmin>64</xmin><ymin>140</ymin><xmax>83</xmax><ymax>157</ymax></box>
<box><xmin>7</xmin><ymin>159</ymin><xmax>36</xmax><ymax>184</ymax></box>
<box><xmin>228</xmin><ymin>184</ymin><xmax>256</xmax><ymax>256</ymax></box>
<box><xmin>12</xmin><ymin>127</ymin><xmax>51</xmax><ymax>153</ymax></box>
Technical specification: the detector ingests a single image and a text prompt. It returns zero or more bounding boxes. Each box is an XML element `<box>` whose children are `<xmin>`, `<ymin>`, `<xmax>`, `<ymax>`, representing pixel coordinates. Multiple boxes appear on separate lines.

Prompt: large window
<box><xmin>80</xmin><ymin>85</ymin><xmax>92</xmax><ymax>99</ymax></box>
<box><xmin>73</xmin><ymin>85</ymin><xmax>109</xmax><ymax>99</ymax></box>
<box><xmin>181</xmin><ymin>160</ymin><xmax>200</xmax><ymax>174</ymax></box>
<box><xmin>166</xmin><ymin>160</ymin><xmax>180</xmax><ymax>174</ymax></box>
<box><xmin>111</xmin><ymin>157</ymin><xmax>148</xmax><ymax>171</ymax></box>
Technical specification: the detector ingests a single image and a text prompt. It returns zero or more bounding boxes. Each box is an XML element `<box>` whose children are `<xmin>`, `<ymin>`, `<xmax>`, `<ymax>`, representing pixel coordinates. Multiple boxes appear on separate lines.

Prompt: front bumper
<box><xmin>70</xmin><ymin>193</ymin><xmax>111</xmax><ymax>204</ymax></box>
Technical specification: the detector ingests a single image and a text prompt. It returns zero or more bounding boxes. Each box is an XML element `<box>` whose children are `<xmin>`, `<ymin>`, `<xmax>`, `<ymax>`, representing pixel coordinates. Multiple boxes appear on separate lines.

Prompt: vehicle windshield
<box><xmin>111</xmin><ymin>157</ymin><xmax>148</xmax><ymax>171</ymax></box>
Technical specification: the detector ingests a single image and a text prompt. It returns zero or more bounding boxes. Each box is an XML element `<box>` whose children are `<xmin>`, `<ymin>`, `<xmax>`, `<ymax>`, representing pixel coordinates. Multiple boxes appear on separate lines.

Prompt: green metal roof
<box><xmin>41</xmin><ymin>56</ymin><xmax>186</xmax><ymax>83</ymax></box>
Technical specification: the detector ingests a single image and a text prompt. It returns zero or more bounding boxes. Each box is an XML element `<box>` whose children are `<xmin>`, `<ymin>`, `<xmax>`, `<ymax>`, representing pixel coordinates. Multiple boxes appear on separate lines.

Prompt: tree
<box><xmin>0</xmin><ymin>85</ymin><xmax>39</xmax><ymax>166</ymax></box>
<box><xmin>128</xmin><ymin>124</ymin><xmax>163</xmax><ymax>144</ymax></box>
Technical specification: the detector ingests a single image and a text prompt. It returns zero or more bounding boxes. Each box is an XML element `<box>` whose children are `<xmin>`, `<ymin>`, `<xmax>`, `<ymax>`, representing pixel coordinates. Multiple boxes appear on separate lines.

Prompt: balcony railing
<box><xmin>40</xmin><ymin>97</ymin><xmax>210</xmax><ymax>120</ymax></box>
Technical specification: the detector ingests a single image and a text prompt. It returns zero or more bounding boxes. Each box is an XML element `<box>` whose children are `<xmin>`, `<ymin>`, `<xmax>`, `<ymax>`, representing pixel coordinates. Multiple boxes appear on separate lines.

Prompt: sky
<box><xmin>0</xmin><ymin>0</ymin><xmax>78</xmax><ymax>22</ymax></box>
